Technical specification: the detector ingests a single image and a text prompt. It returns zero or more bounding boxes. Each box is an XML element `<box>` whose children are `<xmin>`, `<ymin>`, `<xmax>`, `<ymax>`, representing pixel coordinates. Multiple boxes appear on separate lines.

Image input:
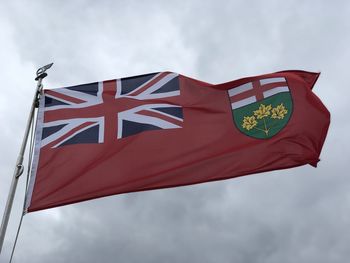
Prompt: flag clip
<box><xmin>15</xmin><ymin>164</ymin><xmax>24</xmax><ymax>178</ymax></box>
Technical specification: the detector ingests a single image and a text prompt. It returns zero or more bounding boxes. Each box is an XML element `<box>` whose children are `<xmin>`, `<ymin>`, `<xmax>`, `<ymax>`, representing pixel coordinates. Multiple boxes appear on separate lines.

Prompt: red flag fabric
<box><xmin>25</xmin><ymin>70</ymin><xmax>330</xmax><ymax>212</ymax></box>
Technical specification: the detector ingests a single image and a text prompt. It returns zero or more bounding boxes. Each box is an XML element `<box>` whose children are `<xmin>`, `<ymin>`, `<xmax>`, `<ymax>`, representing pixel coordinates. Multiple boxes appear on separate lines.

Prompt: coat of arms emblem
<box><xmin>228</xmin><ymin>77</ymin><xmax>292</xmax><ymax>139</ymax></box>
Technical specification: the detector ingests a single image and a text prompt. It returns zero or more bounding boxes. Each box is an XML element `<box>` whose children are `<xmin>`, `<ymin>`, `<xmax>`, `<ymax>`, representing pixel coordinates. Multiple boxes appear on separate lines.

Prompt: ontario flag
<box><xmin>25</xmin><ymin>70</ymin><xmax>330</xmax><ymax>212</ymax></box>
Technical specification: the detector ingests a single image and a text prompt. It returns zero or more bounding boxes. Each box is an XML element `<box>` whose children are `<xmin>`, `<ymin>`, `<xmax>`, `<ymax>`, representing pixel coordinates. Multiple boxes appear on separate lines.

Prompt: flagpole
<box><xmin>0</xmin><ymin>63</ymin><xmax>53</xmax><ymax>254</ymax></box>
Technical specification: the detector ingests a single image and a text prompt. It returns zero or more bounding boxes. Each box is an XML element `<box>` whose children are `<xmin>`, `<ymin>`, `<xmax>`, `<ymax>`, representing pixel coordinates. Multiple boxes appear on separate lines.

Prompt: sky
<box><xmin>0</xmin><ymin>0</ymin><xmax>349</xmax><ymax>262</ymax></box>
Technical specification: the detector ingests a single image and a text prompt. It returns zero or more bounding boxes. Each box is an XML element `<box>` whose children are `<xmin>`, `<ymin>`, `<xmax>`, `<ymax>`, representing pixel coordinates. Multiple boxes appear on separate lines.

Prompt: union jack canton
<box><xmin>40</xmin><ymin>72</ymin><xmax>183</xmax><ymax>148</ymax></box>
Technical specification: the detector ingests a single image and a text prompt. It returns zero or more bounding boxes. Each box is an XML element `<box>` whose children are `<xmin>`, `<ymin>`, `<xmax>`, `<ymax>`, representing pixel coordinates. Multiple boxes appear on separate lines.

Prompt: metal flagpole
<box><xmin>0</xmin><ymin>63</ymin><xmax>53</xmax><ymax>254</ymax></box>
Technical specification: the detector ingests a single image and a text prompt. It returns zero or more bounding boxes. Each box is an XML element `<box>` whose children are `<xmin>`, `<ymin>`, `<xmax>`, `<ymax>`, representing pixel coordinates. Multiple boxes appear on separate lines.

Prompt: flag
<box><xmin>25</xmin><ymin>70</ymin><xmax>330</xmax><ymax>212</ymax></box>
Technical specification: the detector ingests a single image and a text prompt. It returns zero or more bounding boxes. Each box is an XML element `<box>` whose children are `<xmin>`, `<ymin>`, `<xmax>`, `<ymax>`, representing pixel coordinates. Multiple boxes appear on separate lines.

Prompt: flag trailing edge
<box><xmin>25</xmin><ymin>70</ymin><xmax>330</xmax><ymax>213</ymax></box>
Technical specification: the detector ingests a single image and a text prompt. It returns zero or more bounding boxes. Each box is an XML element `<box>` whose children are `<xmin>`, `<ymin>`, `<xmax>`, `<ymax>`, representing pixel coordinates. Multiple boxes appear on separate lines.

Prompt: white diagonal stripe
<box><xmin>41</xmin><ymin>117</ymin><xmax>104</xmax><ymax>147</ymax></box>
<box><xmin>228</xmin><ymin>82</ymin><xmax>253</xmax><ymax>97</ymax></box>
<box><xmin>118</xmin><ymin>72</ymin><xmax>179</xmax><ymax>100</ymax></box>
<box><xmin>231</xmin><ymin>96</ymin><xmax>256</xmax><ymax>109</ymax></box>
<box><xmin>52</xmin><ymin>122</ymin><xmax>100</xmax><ymax>148</ymax></box>
<box><xmin>117</xmin><ymin>104</ymin><xmax>181</xmax><ymax>139</ymax></box>
<box><xmin>148</xmin><ymin>108</ymin><xmax>183</xmax><ymax>122</ymax></box>
<box><xmin>116</xmin><ymin>73</ymin><xmax>161</xmax><ymax>98</ymax></box>
<box><xmin>138</xmin><ymin>73</ymin><xmax>178</xmax><ymax>96</ymax></box>
<box><xmin>129</xmin><ymin>73</ymin><xmax>162</xmax><ymax>95</ymax></box>
<box><xmin>45</xmin><ymin>84</ymin><xmax>103</xmax><ymax>111</ymax></box>
<box><xmin>260</xmin><ymin>77</ymin><xmax>286</xmax><ymax>85</ymax></box>
<box><xmin>263</xmin><ymin>86</ymin><xmax>289</xmax><ymax>98</ymax></box>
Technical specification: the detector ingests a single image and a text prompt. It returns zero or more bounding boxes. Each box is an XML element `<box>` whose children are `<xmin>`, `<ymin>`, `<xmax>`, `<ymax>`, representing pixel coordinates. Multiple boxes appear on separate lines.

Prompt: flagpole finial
<box><xmin>35</xmin><ymin>63</ymin><xmax>54</xmax><ymax>81</ymax></box>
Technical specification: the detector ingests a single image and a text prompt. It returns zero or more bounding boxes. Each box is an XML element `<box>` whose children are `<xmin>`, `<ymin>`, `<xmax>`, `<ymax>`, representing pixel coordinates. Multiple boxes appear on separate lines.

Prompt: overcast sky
<box><xmin>0</xmin><ymin>0</ymin><xmax>349</xmax><ymax>262</ymax></box>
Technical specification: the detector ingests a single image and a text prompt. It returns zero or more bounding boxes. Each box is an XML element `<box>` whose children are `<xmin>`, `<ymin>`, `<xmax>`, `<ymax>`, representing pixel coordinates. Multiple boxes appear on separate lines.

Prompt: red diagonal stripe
<box><xmin>137</xmin><ymin>109</ymin><xmax>183</xmax><ymax>127</ymax></box>
<box><xmin>44</xmin><ymin>121</ymin><xmax>96</xmax><ymax>149</ymax></box>
<box><xmin>129</xmin><ymin>72</ymin><xmax>170</xmax><ymax>96</ymax></box>
<box><xmin>46</xmin><ymin>90</ymin><xmax>86</xmax><ymax>104</ymax></box>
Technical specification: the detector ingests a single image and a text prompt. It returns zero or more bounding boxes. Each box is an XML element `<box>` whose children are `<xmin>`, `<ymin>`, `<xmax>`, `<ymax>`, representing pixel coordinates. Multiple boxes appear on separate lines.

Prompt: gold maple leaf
<box><xmin>242</xmin><ymin>116</ymin><xmax>257</xmax><ymax>130</ymax></box>
<box><xmin>253</xmin><ymin>104</ymin><xmax>272</xmax><ymax>119</ymax></box>
<box><xmin>271</xmin><ymin>103</ymin><xmax>288</xmax><ymax>119</ymax></box>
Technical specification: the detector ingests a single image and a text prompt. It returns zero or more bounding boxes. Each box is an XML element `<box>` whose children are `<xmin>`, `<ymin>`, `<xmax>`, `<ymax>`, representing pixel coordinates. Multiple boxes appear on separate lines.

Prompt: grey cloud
<box><xmin>1</xmin><ymin>0</ymin><xmax>349</xmax><ymax>262</ymax></box>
